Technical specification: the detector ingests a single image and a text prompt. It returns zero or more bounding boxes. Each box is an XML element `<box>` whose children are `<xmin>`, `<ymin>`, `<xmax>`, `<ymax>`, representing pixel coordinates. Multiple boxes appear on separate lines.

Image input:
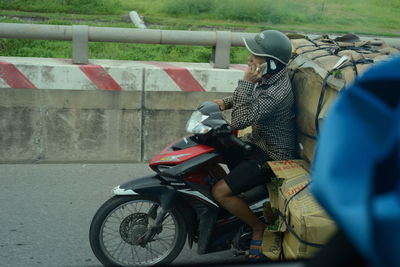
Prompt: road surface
<box><xmin>0</xmin><ymin>163</ymin><xmax>248</xmax><ymax>267</ymax></box>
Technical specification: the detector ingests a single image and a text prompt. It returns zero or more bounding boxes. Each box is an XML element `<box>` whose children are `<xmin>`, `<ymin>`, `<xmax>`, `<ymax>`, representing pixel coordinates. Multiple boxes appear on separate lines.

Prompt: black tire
<box><xmin>89</xmin><ymin>195</ymin><xmax>187</xmax><ymax>266</ymax></box>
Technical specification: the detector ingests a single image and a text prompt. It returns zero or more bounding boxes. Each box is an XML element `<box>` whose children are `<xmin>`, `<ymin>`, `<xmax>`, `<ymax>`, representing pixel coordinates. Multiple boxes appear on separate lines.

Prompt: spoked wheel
<box><xmin>89</xmin><ymin>195</ymin><xmax>187</xmax><ymax>266</ymax></box>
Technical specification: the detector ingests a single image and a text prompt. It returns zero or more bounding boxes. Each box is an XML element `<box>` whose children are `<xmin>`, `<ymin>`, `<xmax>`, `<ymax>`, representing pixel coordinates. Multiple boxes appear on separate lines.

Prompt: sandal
<box><xmin>248</xmin><ymin>239</ymin><xmax>270</xmax><ymax>262</ymax></box>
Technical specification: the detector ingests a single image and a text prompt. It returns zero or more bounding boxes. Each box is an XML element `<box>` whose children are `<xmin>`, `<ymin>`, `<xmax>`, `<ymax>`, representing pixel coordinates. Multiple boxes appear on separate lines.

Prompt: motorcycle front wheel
<box><xmin>89</xmin><ymin>195</ymin><xmax>187</xmax><ymax>266</ymax></box>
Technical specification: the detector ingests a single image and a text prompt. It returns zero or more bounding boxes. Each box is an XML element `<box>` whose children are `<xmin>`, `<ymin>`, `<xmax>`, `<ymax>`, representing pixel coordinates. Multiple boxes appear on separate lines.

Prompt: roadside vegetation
<box><xmin>0</xmin><ymin>0</ymin><xmax>399</xmax><ymax>63</ymax></box>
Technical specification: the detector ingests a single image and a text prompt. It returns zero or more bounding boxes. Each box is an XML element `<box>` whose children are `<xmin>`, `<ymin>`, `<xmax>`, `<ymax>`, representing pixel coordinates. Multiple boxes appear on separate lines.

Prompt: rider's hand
<box><xmin>213</xmin><ymin>99</ymin><xmax>225</xmax><ymax>111</ymax></box>
<box><xmin>243</xmin><ymin>64</ymin><xmax>263</xmax><ymax>83</ymax></box>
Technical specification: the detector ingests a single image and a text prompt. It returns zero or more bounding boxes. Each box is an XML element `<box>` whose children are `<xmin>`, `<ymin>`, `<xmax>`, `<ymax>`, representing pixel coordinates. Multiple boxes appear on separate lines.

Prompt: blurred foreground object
<box><xmin>311</xmin><ymin>55</ymin><xmax>400</xmax><ymax>266</ymax></box>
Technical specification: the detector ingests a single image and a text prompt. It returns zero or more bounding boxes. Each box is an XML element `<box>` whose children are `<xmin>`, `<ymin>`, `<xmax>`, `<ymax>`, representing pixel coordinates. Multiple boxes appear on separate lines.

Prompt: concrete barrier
<box><xmin>0</xmin><ymin>89</ymin><xmax>143</xmax><ymax>162</ymax></box>
<box><xmin>0</xmin><ymin>57</ymin><xmax>243</xmax><ymax>163</ymax></box>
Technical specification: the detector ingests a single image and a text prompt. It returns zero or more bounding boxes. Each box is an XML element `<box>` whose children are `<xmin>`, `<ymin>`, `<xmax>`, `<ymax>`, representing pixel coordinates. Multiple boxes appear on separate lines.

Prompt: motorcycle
<box><xmin>89</xmin><ymin>101</ymin><xmax>270</xmax><ymax>266</ymax></box>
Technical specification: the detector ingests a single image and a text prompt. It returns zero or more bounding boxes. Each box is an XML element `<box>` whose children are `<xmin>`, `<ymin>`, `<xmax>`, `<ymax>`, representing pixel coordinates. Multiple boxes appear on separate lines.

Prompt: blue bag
<box><xmin>311</xmin><ymin>56</ymin><xmax>400</xmax><ymax>267</ymax></box>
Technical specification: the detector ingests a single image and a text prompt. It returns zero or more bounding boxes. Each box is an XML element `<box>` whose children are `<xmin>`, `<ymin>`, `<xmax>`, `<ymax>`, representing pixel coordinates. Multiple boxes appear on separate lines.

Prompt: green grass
<box><xmin>127</xmin><ymin>0</ymin><xmax>400</xmax><ymax>35</ymax></box>
<box><xmin>0</xmin><ymin>0</ymin><xmax>399</xmax><ymax>62</ymax></box>
<box><xmin>2</xmin><ymin>0</ymin><xmax>399</xmax><ymax>34</ymax></box>
<box><xmin>0</xmin><ymin>0</ymin><xmax>121</xmax><ymax>14</ymax></box>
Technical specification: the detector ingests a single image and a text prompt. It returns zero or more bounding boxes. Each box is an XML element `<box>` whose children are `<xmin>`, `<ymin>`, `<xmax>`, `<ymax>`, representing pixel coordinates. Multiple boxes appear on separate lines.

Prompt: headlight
<box><xmin>185</xmin><ymin>111</ymin><xmax>212</xmax><ymax>134</ymax></box>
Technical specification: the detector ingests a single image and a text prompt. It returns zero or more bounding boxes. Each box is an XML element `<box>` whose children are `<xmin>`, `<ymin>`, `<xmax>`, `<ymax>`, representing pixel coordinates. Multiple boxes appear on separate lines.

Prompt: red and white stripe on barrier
<box><xmin>79</xmin><ymin>64</ymin><xmax>123</xmax><ymax>91</ymax></box>
<box><xmin>0</xmin><ymin>57</ymin><xmax>246</xmax><ymax>92</ymax></box>
<box><xmin>0</xmin><ymin>60</ymin><xmax>36</xmax><ymax>89</ymax></box>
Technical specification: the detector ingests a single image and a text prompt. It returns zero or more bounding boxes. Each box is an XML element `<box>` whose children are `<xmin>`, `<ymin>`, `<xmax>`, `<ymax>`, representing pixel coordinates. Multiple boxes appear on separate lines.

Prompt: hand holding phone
<box><xmin>244</xmin><ymin>64</ymin><xmax>264</xmax><ymax>83</ymax></box>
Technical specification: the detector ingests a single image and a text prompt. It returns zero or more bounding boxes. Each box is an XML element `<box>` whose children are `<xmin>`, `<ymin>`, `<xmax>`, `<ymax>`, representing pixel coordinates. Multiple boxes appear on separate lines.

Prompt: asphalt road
<box><xmin>0</xmin><ymin>163</ymin><xmax>249</xmax><ymax>267</ymax></box>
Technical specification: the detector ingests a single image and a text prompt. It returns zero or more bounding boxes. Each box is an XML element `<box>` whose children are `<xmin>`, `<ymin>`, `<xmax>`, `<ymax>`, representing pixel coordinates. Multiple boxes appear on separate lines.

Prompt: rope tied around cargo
<box><xmin>343</xmin><ymin>58</ymin><xmax>375</xmax><ymax>77</ymax></box>
<box><xmin>311</xmin><ymin>47</ymin><xmax>340</xmax><ymax>61</ymax></box>
<box><xmin>344</xmin><ymin>45</ymin><xmax>380</xmax><ymax>54</ymax></box>
<box><xmin>314</xmin><ymin>58</ymin><xmax>375</xmax><ymax>135</ymax></box>
<box><xmin>299</xmin><ymin>46</ymin><xmax>336</xmax><ymax>55</ymax></box>
<box><xmin>292</xmin><ymin>46</ymin><xmax>338</xmax><ymax>62</ymax></box>
<box><xmin>296</xmin><ymin>38</ymin><xmax>319</xmax><ymax>49</ymax></box>
<box><xmin>277</xmin><ymin>181</ymin><xmax>325</xmax><ymax>249</ymax></box>
<box><xmin>315</xmin><ymin>71</ymin><xmax>331</xmax><ymax>135</ymax></box>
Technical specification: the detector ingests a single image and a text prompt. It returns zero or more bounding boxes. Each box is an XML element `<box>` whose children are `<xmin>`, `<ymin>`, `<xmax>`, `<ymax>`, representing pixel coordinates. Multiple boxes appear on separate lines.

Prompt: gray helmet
<box><xmin>243</xmin><ymin>30</ymin><xmax>292</xmax><ymax>65</ymax></box>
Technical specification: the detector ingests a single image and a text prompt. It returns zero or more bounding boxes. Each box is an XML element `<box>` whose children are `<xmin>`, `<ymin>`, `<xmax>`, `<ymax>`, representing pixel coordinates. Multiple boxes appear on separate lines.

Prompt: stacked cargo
<box><xmin>262</xmin><ymin>160</ymin><xmax>336</xmax><ymax>260</ymax></box>
<box><xmin>261</xmin><ymin>34</ymin><xmax>399</xmax><ymax>260</ymax></box>
<box><xmin>289</xmin><ymin>34</ymin><xmax>399</xmax><ymax>162</ymax></box>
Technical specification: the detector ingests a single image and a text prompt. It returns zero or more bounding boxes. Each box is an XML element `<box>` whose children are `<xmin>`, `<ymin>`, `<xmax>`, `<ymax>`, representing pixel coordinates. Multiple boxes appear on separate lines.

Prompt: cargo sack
<box><xmin>262</xmin><ymin>160</ymin><xmax>337</xmax><ymax>260</ymax></box>
<box><xmin>287</xmin><ymin>34</ymin><xmax>399</xmax><ymax>162</ymax></box>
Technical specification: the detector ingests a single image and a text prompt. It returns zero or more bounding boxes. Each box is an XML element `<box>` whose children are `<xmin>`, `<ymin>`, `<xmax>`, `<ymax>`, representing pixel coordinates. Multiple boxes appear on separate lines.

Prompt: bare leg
<box><xmin>211</xmin><ymin>179</ymin><xmax>265</xmax><ymax>241</ymax></box>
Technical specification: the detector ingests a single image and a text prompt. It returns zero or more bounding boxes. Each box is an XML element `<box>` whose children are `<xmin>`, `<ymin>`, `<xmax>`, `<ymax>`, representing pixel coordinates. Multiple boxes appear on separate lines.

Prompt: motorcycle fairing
<box><xmin>179</xmin><ymin>194</ymin><xmax>219</xmax><ymax>254</ymax></box>
<box><xmin>159</xmin><ymin>151</ymin><xmax>219</xmax><ymax>179</ymax></box>
<box><xmin>149</xmin><ymin>138</ymin><xmax>214</xmax><ymax>167</ymax></box>
<box><xmin>177</xmin><ymin>188</ymin><xmax>219</xmax><ymax>208</ymax></box>
<box><xmin>179</xmin><ymin>192</ymin><xmax>255</xmax><ymax>255</ymax></box>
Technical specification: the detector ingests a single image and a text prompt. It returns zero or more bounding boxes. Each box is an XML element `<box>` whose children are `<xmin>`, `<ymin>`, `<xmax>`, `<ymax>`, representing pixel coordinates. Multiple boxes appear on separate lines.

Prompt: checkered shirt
<box><xmin>223</xmin><ymin>68</ymin><xmax>296</xmax><ymax>160</ymax></box>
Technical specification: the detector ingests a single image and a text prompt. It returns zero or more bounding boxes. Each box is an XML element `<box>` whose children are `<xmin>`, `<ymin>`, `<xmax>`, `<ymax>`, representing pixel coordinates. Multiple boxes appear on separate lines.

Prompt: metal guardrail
<box><xmin>0</xmin><ymin>23</ymin><xmax>256</xmax><ymax>68</ymax></box>
<box><xmin>1</xmin><ymin>23</ymin><xmax>399</xmax><ymax>68</ymax></box>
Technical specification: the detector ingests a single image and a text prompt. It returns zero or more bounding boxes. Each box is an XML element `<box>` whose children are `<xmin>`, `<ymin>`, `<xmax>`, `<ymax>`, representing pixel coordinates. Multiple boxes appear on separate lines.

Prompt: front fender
<box><xmin>114</xmin><ymin>175</ymin><xmax>176</xmax><ymax>210</ymax></box>
<box><xmin>114</xmin><ymin>175</ymin><xmax>197</xmax><ymax>248</ymax></box>
<box><xmin>113</xmin><ymin>175</ymin><xmax>167</xmax><ymax>195</ymax></box>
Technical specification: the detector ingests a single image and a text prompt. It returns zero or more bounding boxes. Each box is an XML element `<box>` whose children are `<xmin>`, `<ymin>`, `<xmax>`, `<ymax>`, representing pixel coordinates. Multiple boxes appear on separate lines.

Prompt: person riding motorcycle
<box><xmin>211</xmin><ymin>30</ymin><xmax>296</xmax><ymax>261</ymax></box>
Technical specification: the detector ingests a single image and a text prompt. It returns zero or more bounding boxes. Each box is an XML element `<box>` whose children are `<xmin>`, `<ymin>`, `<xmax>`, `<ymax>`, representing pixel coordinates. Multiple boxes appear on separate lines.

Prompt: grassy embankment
<box><xmin>0</xmin><ymin>0</ymin><xmax>399</xmax><ymax>63</ymax></box>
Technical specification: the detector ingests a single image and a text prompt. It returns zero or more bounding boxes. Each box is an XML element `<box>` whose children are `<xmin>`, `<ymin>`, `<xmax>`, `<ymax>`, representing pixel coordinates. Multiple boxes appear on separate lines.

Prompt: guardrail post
<box><xmin>211</xmin><ymin>31</ymin><xmax>231</xmax><ymax>69</ymax></box>
<box><xmin>72</xmin><ymin>25</ymin><xmax>89</xmax><ymax>64</ymax></box>
<box><xmin>129</xmin><ymin>11</ymin><xmax>147</xmax><ymax>29</ymax></box>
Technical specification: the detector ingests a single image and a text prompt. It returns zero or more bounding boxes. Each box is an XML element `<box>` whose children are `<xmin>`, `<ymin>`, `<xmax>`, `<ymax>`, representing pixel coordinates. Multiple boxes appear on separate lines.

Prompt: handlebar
<box><xmin>225</xmin><ymin>134</ymin><xmax>253</xmax><ymax>156</ymax></box>
<box><xmin>212</xmin><ymin>125</ymin><xmax>252</xmax><ymax>156</ymax></box>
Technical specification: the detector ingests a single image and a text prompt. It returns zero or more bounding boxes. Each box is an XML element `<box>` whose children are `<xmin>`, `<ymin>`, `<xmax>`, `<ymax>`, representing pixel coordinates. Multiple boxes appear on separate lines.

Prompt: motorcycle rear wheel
<box><xmin>89</xmin><ymin>195</ymin><xmax>187</xmax><ymax>266</ymax></box>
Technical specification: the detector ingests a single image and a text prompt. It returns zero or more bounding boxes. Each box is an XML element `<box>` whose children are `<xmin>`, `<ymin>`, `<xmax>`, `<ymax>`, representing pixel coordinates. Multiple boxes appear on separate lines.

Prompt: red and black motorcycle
<box><xmin>89</xmin><ymin>101</ymin><xmax>269</xmax><ymax>266</ymax></box>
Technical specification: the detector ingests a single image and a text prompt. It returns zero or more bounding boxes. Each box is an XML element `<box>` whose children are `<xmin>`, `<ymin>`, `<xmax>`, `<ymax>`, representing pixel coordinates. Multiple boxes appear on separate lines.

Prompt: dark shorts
<box><xmin>219</xmin><ymin>143</ymin><xmax>271</xmax><ymax>195</ymax></box>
